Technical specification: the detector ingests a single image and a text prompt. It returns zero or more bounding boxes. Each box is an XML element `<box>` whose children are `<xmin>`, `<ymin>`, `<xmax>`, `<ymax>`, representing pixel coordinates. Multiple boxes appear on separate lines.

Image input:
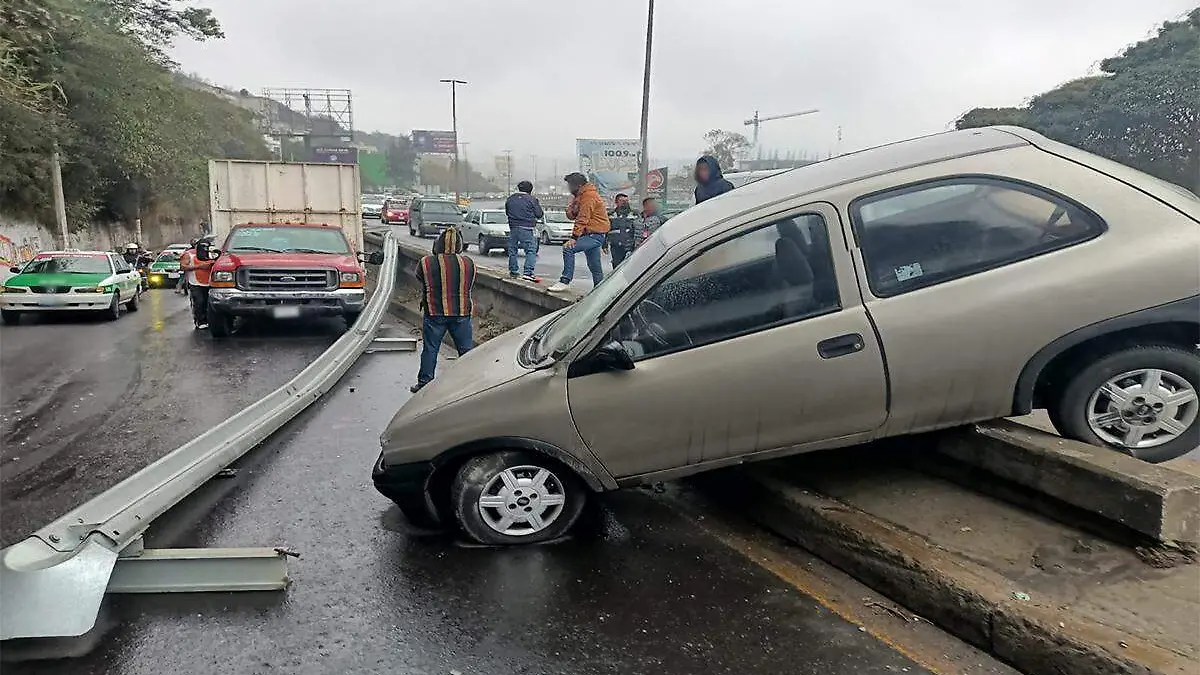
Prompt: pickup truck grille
<box><xmin>237</xmin><ymin>268</ymin><xmax>335</xmax><ymax>291</ymax></box>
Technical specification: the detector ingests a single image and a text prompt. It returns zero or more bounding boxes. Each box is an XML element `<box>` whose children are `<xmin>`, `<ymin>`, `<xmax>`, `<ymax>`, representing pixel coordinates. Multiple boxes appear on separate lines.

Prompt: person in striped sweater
<box><xmin>412</xmin><ymin>226</ymin><xmax>477</xmax><ymax>393</ymax></box>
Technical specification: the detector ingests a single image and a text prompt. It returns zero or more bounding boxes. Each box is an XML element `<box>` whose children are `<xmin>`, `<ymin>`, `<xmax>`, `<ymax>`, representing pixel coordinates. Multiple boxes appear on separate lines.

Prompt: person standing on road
<box><xmin>607</xmin><ymin>193</ymin><xmax>637</xmax><ymax>268</ymax></box>
<box><xmin>694</xmin><ymin>155</ymin><xmax>734</xmax><ymax>204</ymax></box>
<box><xmin>177</xmin><ymin>238</ymin><xmax>198</xmax><ymax>296</ymax></box>
<box><xmin>548</xmin><ymin>172</ymin><xmax>610</xmax><ymax>293</ymax></box>
<box><xmin>504</xmin><ymin>180</ymin><xmax>543</xmax><ymax>283</ymax></box>
<box><xmin>181</xmin><ymin>239</ymin><xmax>215</xmax><ymax>329</ymax></box>
<box><xmin>636</xmin><ymin>197</ymin><xmax>664</xmax><ymax>248</ymax></box>
<box><xmin>413</xmin><ymin>226</ymin><xmax>476</xmax><ymax>394</ymax></box>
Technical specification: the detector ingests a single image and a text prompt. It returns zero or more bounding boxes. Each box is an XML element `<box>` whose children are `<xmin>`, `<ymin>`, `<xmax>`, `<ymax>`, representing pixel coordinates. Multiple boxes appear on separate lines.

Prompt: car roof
<box><xmin>658</xmin><ymin>126</ymin><xmax>1031</xmax><ymax>247</ymax></box>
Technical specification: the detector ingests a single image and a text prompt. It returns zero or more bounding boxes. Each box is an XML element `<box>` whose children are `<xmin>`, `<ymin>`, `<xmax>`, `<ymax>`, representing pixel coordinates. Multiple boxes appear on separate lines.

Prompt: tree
<box><xmin>701</xmin><ymin>129</ymin><xmax>751</xmax><ymax>171</ymax></box>
<box><xmin>957</xmin><ymin>8</ymin><xmax>1199</xmax><ymax>192</ymax></box>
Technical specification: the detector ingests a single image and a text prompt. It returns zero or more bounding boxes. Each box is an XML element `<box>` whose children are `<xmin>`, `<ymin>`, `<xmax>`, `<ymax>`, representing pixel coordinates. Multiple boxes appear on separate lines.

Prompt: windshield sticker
<box><xmin>895</xmin><ymin>262</ymin><xmax>924</xmax><ymax>282</ymax></box>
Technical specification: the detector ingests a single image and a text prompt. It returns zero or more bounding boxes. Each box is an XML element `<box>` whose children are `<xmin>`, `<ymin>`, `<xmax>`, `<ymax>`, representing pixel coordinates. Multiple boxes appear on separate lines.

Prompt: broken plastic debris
<box><xmin>1011</xmin><ymin>591</ymin><xmax>1031</xmax><ymax>601</ymax></box>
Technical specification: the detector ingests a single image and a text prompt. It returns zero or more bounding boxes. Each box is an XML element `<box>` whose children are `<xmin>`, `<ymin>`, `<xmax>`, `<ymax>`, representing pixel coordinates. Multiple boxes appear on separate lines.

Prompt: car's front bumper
<box><xmin>371</xmin><ymin>452</ymin><xmax>441</xmax><ymax>525</ymax></box>
<box><xmin>542</xmin><ymin>229</ymin><xmax>572</xmax><ymax>243</ymax></box>
<box><xmin>208</xmin><ymin>287</ymin><xmax>366</xmax><ymax>317</ymax></box>
<box><xmin>0</xmin><ymin>291</ymin><xmax>115</xmax><ymax>311</ymax></box>
<box><xmin>146</xmin><ymin>271</ymin><xmax>181</xmax><ymax>287</ymax></box>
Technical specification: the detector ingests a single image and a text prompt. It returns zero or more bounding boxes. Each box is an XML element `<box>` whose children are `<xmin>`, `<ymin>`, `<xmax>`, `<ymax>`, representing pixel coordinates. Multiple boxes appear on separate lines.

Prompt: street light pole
<box><xmin>439</xmin><ymin>78</ymin><xmax>467</xmax><ymax>203</ymax></box>
<box><xmin>459</xmin><ymin>142</ymin><xmax>471</xmax><ymax>197</ymax></box>
<box><xmin>636</xmin><ymin>0</ymin><xmax>655</xmax><ymax>201</ymax></box>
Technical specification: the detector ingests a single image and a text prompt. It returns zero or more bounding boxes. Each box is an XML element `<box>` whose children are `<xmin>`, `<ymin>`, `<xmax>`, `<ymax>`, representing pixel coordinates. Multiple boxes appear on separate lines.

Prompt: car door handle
<box><xmin>817</xmin><ymin>333</ymin><xmax>865</xmax><ymax>359</ymax></box>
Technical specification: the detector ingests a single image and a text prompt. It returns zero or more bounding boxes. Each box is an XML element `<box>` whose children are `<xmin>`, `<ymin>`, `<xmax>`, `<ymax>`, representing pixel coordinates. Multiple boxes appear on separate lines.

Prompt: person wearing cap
<box><xmin>412</xmin><ymin>226</ymin><xmax>476</xmax><ymax>393</ymax></box>
<box><xmin>548</xmin><ymin>172</ymin><xmax>610</xmax><ymax>293</ymax></box>
<box><xmin>504</xmin><ymin>180</ymin><xmax>543</xmax><ymax>282</ymax></box>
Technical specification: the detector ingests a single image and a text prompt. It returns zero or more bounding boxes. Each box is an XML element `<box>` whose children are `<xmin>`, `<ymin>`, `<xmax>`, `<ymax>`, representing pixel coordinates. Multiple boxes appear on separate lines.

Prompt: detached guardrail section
<box><xmin>0</xmin><ymin>232</ymin><xmax>400</xmax><ymax>642</ymax></box>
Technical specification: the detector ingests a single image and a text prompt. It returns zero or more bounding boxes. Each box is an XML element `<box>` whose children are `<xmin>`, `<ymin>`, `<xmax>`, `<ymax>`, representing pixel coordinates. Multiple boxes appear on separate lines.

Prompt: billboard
<box><xmin>412</xmin><ymin>130</ymin><xmax>457</xmax><ymax>154</ymax></box>
<box><xmin>576</xmin><ymin>138</ymin><xmax>641</xmax><ymax>200</ymax></box>
<box><xmin>494</xmin><ymin>154</ymin><xmax>514</xmax><ymax>178</ymax></box>
<box><xmin>645</xmin><ymin>167</ymin><xmax>667</xmax><ymax>199</ymax></box>
<box><xmin>309</xmin><ymin>146</ymin><xmax>358</xmax><ymax>164</ymax></box>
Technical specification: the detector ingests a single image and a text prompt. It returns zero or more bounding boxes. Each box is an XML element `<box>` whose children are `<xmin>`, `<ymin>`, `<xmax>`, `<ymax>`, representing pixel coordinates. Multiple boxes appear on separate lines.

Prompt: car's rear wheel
<box><xmin>1052</xmin><ymin>345</ymin><xmax>1199</xmax><ymax>463</ymax></box>
<box><xmin>451</xmin><ymin>451</ymin><xmax>586</xmax><ymax>545</ymax></box>
<box><xmin>105</xmin><ymin>293</ymin><xmax>122</xmax><ymax>321</ymax></box>
<box><xmin>1</xmin><ymin>309</ymin><xmax>21</xmax><ymax>325</ymax></box>
<box><xmin>208</xmin><ymin>305</ymin><xmax>233</xmax><ymax>338</ymax></box>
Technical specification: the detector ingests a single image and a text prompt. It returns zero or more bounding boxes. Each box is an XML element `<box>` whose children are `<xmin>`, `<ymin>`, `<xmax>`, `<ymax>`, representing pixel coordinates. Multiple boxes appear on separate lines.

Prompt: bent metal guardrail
<box><xmin>0</xmin><ymin>231</ymin><xmax>399</xmax><ymax>641</ymax></box>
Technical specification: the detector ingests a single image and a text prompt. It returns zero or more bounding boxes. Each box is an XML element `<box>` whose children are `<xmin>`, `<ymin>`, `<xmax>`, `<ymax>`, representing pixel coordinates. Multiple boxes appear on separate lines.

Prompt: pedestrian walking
<box><xmin>607</xmin><ymin>193</ymin><xmax>637</xmax><ymax>268</ymax></box>
<box><xmin>694</xmin><ymin>155</ymin><xmax>735</xmax><ymax>204</ymax></box>
<box><xmin>636</xmin><ymin>197</ymin><xmax>664</xmax><ymax>248</ymax></box>
<box><xmin>548</xmin><ymin>172</ymin><xmax>610</xmax><ymax>293</ymax></box>
<box><xmin>504</xmin><ymin>180</ymin><xmax>543</xmax><ymax>282</ymax></box>
<box><xmin>412</xmin><ymin>226</ymin><xmax>476</xmax><ymax>393</ymax></box>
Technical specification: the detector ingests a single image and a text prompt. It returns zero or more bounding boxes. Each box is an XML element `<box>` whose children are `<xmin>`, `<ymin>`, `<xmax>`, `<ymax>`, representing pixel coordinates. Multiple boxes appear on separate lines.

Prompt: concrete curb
<box><xmin>720</xmin><ymin>467</ymin><xmax>1193</xmax><ymax>675</ymax></box>
<box><xmin>936</xmin><ymin>421</ymin><xmax>1200</xmax><ymax>546</ymax></box>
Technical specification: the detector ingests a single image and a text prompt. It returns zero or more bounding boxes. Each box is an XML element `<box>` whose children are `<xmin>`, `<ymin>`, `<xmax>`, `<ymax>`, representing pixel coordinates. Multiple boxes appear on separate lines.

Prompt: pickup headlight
<box><xmin>212</xmin><ymin>271</ymin><xmax>234</xmax><ymax>283</ymax></box>
<box><xmin>340</xmin><ymin>272</ymin><xmax>361</xmax><ymax>284</ymax></box>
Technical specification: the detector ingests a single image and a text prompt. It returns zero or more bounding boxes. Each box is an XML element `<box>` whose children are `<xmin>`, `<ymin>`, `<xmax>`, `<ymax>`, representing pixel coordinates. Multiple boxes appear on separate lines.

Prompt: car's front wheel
<box><xmin>208</xmin><ymin>305</ymin><xmax>233</xmax><ymax>338</ymax></box>
<box><xmin>126</xmin><ymin>289</ymin><xmax>139</xmax><ymax>312</ymax></box>
<box><xmin>105</xmin><ymin>293</ymin><xmax>122</xmax><ymax>321</ymax></box>
<box><xmin>451</xmin><ymin>451</ymin><xmax>586</xmax><ymax>545</ymax></box>
<box><xmin>1052</xmin><ymin>344</ymin><xmax>1199</xmax><ymax>463</ymax></box>
<box><xmin>1</xmin><ymin>309</ymin><xmax>21</xmax><ymax>325</ymax></box>
<box><xmin>478</xmin><ymin>235</ymin><xmax>488</xmax><ymax>255</ymax></box>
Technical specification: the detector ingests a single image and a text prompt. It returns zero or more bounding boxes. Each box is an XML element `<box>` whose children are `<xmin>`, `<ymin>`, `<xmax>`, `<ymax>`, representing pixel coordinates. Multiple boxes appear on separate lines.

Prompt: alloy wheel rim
<box><xmin>1086</xmin><ymin>368</ymin><xmax>1198</xmax><ymax>452</ymax></box>
<box><xmin>477</xmin><ymin>465</ymin><xmax>567</xmax><ymax>536</ymax></box>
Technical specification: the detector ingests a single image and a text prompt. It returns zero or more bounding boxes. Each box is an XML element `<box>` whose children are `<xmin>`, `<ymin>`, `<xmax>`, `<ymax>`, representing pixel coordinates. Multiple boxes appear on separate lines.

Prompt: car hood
<box><xmin>221</xmin><ymin>252</ymin><xmax>360</xmax><ymax>269</ymax></box>
<box><xmin>149</xmin><ymin>262</ymin><xmax>180</xmax><ymax>270</ymax></box>
<box><xmin>5</xmin><ymin>272</ymin><xmax>111</xmax><ymax>287</ymax></box>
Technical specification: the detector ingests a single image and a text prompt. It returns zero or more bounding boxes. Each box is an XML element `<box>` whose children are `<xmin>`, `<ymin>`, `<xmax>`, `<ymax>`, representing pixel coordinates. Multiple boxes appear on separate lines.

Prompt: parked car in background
<box><xmin>380</xmin><ymin>197</ymin><xmax>408</xmax><ymax>225</ymax></box>
<box><xmin>374</xmin><ymin>125</ymin><xmax>1200</xmax><ymax>545</ymax></box>
<box><xmin>535</xmin><ymin>210</ymin><xmax>574</xmax><ymax>245</ymax></box>
<box><xmin>408</xmin><ymin>197</ymin><xmax>464</xmax><ymax>238</ymax></box>
<box><xmin>1</xmin><ymin>250</ymin><xmax>144</xmax><ymax>324</ymax></box>
<box><xmin>461</xmin><ymin>209</ymin><xmax>510</xmax><ymax>254</ymax></box>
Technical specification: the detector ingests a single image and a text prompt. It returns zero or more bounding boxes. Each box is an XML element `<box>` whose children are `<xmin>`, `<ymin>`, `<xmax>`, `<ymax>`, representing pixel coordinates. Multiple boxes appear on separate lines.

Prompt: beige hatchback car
<box><xmin>374</xmin><ymin>126</ymin><xmax>1200</xmax><ymax>545</ymax></box>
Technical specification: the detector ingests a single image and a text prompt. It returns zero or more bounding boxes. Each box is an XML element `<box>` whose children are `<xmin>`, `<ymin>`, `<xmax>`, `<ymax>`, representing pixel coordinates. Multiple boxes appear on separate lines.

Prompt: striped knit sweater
<box><xmin>417</xmin><ymin>227</ymin><xmax>476</xmax><ymax>317</ymax></box>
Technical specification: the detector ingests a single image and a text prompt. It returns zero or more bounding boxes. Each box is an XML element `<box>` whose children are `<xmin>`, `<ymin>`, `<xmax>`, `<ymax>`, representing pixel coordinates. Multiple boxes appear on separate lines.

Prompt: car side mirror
<box><xmin>9</xmin><ymin>266</ymin><xmax>20</xmax><ymax>274</ymax></box>
<box><xmin>593</xmin><ymin>341</ymin><xmax>635</xmax><ymax>371</ymax></box>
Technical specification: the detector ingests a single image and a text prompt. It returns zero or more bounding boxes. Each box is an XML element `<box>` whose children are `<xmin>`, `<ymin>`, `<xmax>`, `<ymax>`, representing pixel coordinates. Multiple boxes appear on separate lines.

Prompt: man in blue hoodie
<box><xmin>504</xmin><ymin>180</ymin><xmax>543</xmax><ymax>282</ymax></box>
<box><xmin>694</xmin><ymin>155</ymin><xmax>735</xmax><ymax>204</ymax></box>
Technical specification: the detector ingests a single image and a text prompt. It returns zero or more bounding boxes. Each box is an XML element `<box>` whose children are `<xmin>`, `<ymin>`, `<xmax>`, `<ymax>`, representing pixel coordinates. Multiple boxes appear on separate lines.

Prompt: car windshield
<box><xmin>544</xmin><ymin>211</ymin><xmax>571</xmax><ymax>223</ymax></box>
<box><xmin>156</xmin><ymin>252</ymin><xmax>181</xmax><ymax>262</ymax></box>
<box><xmin>422</xmin><ymin>202</ymin><xmax>459</xmax><ymax>216</ymax></box>
<box><xmin>482</xmin><ymin>212</ymin><xmax>507</xmax><ymax>224</ymax></box>
<box><xmin>226</xmin><ymin>226</ymin><xmax>351</xmax><ymax>254</ymax></box>
<box><xmin>534</xmin><ymin>236</ymin><xmax>667</xmax><ymax>361</ymax></box>
<box><xmin>21</xmin><ymin>255</ymin><xmax>112</xmax><ymax>275</ymax></box>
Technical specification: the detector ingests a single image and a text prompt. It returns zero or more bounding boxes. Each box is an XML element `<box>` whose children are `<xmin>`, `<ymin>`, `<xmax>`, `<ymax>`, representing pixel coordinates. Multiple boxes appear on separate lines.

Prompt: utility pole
<box><xmin>50</xmin><ymin>148</ymin><xmax>69</xmax><ymax>249</ymax></box>
<box><xmin>439</xmin><ymin>78</ymin><xmax>467</xmax><ymax>203</ymax></box>
<box><xmin>636</xmin><ymin>0</ymin><xmax>655</xmax><ymax>201</ymax></box>
<box><xmin>531</xmin><ymin>154</ymin><xmax>538</xmax><ymax>191</ymax></box>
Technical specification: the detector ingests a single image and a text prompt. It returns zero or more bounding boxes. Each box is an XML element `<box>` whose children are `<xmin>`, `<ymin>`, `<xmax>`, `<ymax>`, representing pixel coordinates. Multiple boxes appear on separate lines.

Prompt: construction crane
<box><xmin>744</xmin><ymin>108</ymin><xmax>820</xmax><ymax>148</ymax></box>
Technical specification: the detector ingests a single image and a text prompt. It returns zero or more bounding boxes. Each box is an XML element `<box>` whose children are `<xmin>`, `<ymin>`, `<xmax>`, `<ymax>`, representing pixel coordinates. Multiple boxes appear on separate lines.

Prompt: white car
<box><xmin>535</xmin><ymin>210</ymin><xmax>574</xmax><ymax>245</ymax></box>
<box><xmin>0</xmin><ymin>250</ymin><xmax>144</xmax><ymax>324</ymax></box>
<box><xmin>461</xmin><ymin>209</ymin><xmax>510</xmax><ymax>255</ymax></box>
<box><xmin>362</xmin><ymin>202</ymin><xmax>383</xmax><ymax>219</ymax></box>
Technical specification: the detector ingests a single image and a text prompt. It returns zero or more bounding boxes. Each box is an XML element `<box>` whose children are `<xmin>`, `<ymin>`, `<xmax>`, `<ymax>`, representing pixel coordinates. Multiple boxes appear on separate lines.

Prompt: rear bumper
<box><xmin>0</xmin><ymin>292</ymin><xmax>114</xmax><ymax>311</ymax></box>
<box><xmin>208</xmin><ymin>287</ymin><xmax>365</xmax><ymax>317</ymax></box>
<box><xmin>372</xmin><ymin>453</ymin><xmax>441</xmax><ymax>525</ymax></box>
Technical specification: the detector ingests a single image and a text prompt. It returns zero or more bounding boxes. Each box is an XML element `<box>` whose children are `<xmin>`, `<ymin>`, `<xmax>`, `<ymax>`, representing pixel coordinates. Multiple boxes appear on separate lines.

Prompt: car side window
<box><xmin>112</xmin><ymin>256</ymin><xmax>129</xmax><ymax>273</ymax></box>
<box><xmin>851</xmin><ymin>177</ymin><xmax>1104</xmax><ymax>298</ymax></box>
<box><xmin>611</xmin><ymin>214</ymin><xmax>841</xmax><ymax>360</ymax></box>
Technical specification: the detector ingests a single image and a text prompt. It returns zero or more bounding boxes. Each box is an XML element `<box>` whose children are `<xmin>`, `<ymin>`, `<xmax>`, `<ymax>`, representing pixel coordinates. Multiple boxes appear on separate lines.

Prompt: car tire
<box><xmin>409</xmin><ymin>221</ymin><xmax>416</xmax><ymax>237</ymax></box>
<box><xmin>478</xmin><ymin>235</ymin><xmax>488</xmax><ymax>255</ymax></box>
<box><xmin>1</xmin><ymin>309</ymin><xmax>20</xmax><ymax>325</ymax></box>
<box><xmin>126</xmin><ymin>289</ymin><xmax>139</xmax><ymax>312</ymax></box>
<box><xmin>1052</xmin><ymin>344</ymin><xmax>1199</xmax><ymax>463</ymax></box>
<box><xmin>208</xmin><ymin>305</ymin><xmax>233</xmax><ymax>339</ymax></box>
<box><xmin>451</xmin><ymin>451</ymin><xmax>586</xmax><ymax>546</ymax></box>
<box><xmin>105</xmin><ymin>293</ymin><xmax>122</xmax><ymax>321</ymax></box>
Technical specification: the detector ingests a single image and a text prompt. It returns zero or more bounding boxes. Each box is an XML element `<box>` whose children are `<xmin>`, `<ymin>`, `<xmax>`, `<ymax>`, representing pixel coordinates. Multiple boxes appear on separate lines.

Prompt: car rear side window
<box><xmin>851</xmin><ymin>177</ymin><xmax>1104</xmax><ymax>298</ymax></box>
<box><xmin>614</xmin><ymin>214</ymin><xmax>841</xmax><ymax>360</ymax></box>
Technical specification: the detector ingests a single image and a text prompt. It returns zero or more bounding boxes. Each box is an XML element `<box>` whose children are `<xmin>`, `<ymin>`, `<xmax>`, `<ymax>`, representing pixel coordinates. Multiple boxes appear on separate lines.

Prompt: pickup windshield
<box><xmin>226</xmin><ymin>226</ymin><xmax>351</xmax><ymax>254</ymax></box>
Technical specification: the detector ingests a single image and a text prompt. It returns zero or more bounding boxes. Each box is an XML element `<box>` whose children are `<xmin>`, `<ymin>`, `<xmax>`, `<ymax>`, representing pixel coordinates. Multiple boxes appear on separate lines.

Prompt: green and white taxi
<box><xmin>0</xmin><ymin>250</ymin><xmax>143</xmax><ymax>324</ymax></box>
<box><xmin>147</xmin><ymin>250</ymin><xmax>184</xmax><ymax>288</ymax></box>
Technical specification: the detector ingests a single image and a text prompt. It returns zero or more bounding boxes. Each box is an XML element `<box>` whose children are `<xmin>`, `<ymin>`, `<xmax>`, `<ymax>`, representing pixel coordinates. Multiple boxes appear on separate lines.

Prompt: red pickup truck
<box><xmin>206</xmin><ymin>222</ymin><xmax>384</xmax><ymax>338</ymax></box>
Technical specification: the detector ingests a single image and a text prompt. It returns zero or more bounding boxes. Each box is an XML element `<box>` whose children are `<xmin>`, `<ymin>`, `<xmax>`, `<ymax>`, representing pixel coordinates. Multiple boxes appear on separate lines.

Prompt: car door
<box><xmin>462</xmin><ymin>211</ymin><xmax>478</xmax><ymax>240</ymax></box>
<box><xmin>108</xmin><ymin>255</ymin><xmax>133</xmax><ymax>296</ymax></box>
<box><xmin>566</xmin><ymin>204</ymin><xmax>889</xmax><ymax>480</ymax></box>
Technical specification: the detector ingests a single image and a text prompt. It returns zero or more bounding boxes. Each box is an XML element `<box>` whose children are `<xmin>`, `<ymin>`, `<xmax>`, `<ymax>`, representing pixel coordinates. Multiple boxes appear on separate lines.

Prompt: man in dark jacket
<box><xmin>606</xmin><ymin>193</ymin><xmax>637</xmax><ymax>268</ymax></box>
<box><xmin>413</xmin><ymin>227</ymin><xmax>476</xmax><ymax>393</ymax></box>
<box><xmin>504</xmin><ymin>180</ymin><xmax>543</xmax><ymax>282</ymax></box>
<box><xmin>694</xmin><ymin>155</ymin><xmax>735</xmax><ymax>204</ymax></box>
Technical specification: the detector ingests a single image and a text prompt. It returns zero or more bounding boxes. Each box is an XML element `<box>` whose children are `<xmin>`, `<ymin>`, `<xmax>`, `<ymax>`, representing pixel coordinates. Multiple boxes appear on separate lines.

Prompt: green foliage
<box><xmin>701</xmin><ymin>129</ymin><xmax>752</xmax><ymax>171</ymax></box>
<box><xmin>0</xmin><ymin>0</ymin><xmax>268</xmax><ymax>226</ymax></box>
<box><xmin>957</xmin><ymin>8</ymin><xmax>1199</xmax><ymax>192</ymax></box>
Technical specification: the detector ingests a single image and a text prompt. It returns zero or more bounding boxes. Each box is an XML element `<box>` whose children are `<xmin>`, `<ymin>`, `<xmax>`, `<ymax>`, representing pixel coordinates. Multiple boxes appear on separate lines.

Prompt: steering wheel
<box><xmin>634</xmin><ymin>299</ymin><xmax>693</xmax><ymax>350</ymax></box>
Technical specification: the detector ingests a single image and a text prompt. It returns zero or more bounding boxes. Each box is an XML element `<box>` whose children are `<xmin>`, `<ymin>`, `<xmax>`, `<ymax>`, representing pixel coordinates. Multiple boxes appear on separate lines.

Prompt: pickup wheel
<box><xmin>208</xmin><ymin>305</ymin><xmax>233</xmax><ymax>338</ymax></box>
<box><xmin>344</xmin><ymin>311</ymin><xmax>361</xmax><ymax>327</ymax></box>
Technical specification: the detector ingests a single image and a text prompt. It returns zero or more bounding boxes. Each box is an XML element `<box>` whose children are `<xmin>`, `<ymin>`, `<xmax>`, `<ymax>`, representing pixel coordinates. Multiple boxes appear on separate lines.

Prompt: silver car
<box><xmin>461</xmin><ymin>209</ymin><xmax>510</xmax><ymax>254</ymax></box>
<box><xmin>535</xmin><ymin>210</ymin><xmax>575</xmax><ymax>245</ymax></box>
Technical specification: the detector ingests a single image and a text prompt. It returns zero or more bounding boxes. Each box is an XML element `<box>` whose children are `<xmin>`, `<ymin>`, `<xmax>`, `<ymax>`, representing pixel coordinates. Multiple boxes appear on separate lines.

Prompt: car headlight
<box><xmin>340</xmin><ymin>272</ymin><xmax>361</xmax><ymax>283</ymax></box>
<box><xmin>212</xmin><ymin>271</ymin><xmax>234</xmax><ymax>283</ymax></box>
<box><xmin>0</xmin><ymin>286</ymin><xmax>27</xmax><ymax>294</ymax></box>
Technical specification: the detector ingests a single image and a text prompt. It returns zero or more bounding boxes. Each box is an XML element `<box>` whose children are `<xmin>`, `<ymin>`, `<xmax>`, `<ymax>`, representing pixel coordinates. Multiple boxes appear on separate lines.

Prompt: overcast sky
<box><xmin>172</xmin><ymin>0</ymin><xmax>1194</xmax><ymax>175</ymax></box>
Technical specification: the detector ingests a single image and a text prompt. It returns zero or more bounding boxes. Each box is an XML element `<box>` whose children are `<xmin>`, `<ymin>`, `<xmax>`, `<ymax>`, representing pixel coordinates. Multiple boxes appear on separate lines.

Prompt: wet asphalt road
<box><xmin>4</xmin><ymin>350</ymin><xmax>1014</xmax><ymax>675</ymax></box>
<box><xmin>0</xmin><ymin>289</ymin><xmax>344</xmax><ymax>547</ymax></box>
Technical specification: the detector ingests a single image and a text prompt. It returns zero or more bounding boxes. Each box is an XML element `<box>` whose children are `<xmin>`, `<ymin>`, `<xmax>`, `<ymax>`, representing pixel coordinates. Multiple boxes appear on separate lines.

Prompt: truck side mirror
<box><xmin>359</xmin><ymin>251</ymin><xmax>385</xmax><ymax>265</ymax></box>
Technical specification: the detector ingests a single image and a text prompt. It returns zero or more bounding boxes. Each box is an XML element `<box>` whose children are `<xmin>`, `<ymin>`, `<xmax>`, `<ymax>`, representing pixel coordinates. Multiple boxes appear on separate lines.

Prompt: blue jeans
<box><xmin>508</xmin><ymin>226</ymin><xmax>538</xmax><ymax>276</ymax></box>
<box><xmin>561</xmin><ymin>233</ymin><xmax>606</xmax><ymax>285</ymax></box>
<box><xmin>418</xmin><ymin>315</ymin><xmax>473</xmax><ymax>385</ymax></box>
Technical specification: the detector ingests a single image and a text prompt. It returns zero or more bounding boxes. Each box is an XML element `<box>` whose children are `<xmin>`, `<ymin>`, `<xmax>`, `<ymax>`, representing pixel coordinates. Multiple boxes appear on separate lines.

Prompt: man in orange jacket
<box><xmin>548</xmin><ymin>172</ymin><xmax>610</xmax><ymax>293</ymax></box>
